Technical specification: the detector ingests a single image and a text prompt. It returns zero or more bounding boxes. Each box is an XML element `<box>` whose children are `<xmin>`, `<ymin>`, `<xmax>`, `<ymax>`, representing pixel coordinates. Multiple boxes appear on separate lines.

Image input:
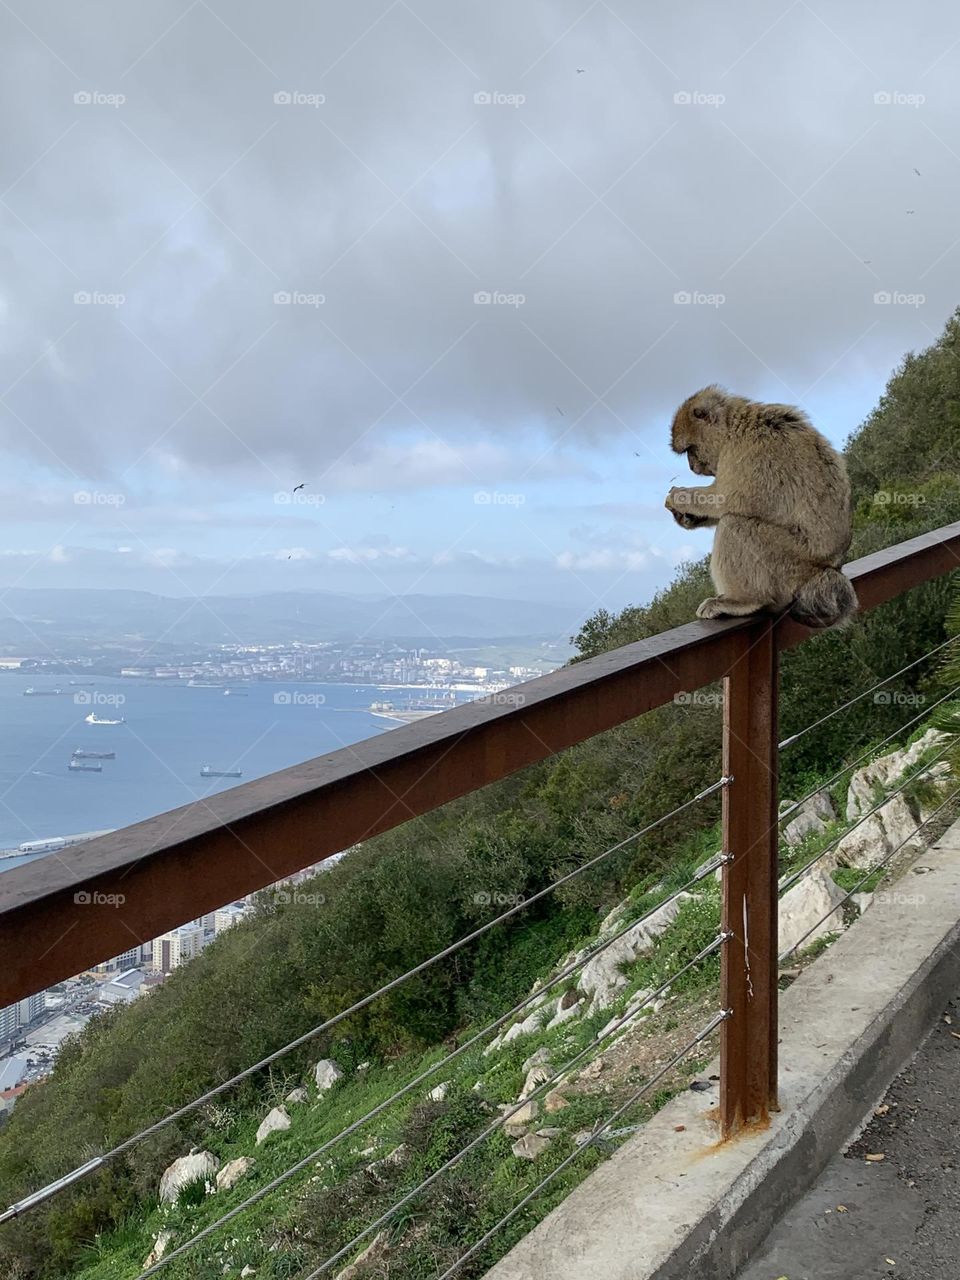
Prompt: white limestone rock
<box><xmin>255</xmin><ymin>1105</ymin><xmax>292</xmax><ymax>1145</ymax></box>
<box><xmin>314</xmin><ymin>1059</ymin><xmax>344</xmax><ymax>1093</ymax></box>
<box><xmin>158</xmin><ymin>1152</ymin><xmax>219</xmax><ymax>1204</ymax></box>
<box><xmin>427</xmin><ymin>1081</ymin><xmax>449</xmax><ymax>1102</ymax></box>
<box><xmin>143</xmin><ymin>1228</ymin><xmax>177</xmax><ymax>1268</ymax></box>
<box><xmin>579</xmin><ymin>894</ymin><xmax>694</xmax><ymax>1011</ymax></box>
<box><xmin>546</xmin><ymin>995</ymin><xmax>582</xmax><ymax>1029</ymax></box>
<box><xmin>215</xmin><ymin>1156</ymin><xmax>256</xmax><ymax>1191</ymax></box>
<box><xmin>521</xmin><ymin>1046</ymin><xmax>552</xmax><ymax>1074</ymax></box>
<box><xmin>778</xmin><ymin>869</ymin><xmax>847</xmax><ymax>956</ymax></box>
<box><xmin>512</xmin><ymin>1132</ymin><xmax>552</xmax><ymax>1160</ymax></box>
<box><xmin>285</xmin><ymin>1086</ymin><xmax>309</xmax><ymax>1104</ymax></box>
<box><xmin>846</xmin><ymin>729</ymin><xmax>948</xmax><ymax>820</ymax></box>
<box><xmin>519</xmin><ymin>1064</ymin><xmax>552</xmax><ymax>1100</ymax></box>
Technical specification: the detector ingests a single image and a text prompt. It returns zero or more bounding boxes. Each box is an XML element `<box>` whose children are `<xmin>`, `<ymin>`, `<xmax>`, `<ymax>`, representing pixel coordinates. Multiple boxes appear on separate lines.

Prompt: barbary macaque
<box><xmin>665</xmin><ymin>385</ymin><xmax>857</xmax><ymax>627</ymax></box>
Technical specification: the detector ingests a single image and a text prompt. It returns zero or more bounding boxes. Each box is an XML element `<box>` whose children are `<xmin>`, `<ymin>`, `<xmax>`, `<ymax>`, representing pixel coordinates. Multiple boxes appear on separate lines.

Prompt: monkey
<box><xmin>664</xmin><ymin>385</ymin><xmax>858</xmax><ymax>628</ymax></box>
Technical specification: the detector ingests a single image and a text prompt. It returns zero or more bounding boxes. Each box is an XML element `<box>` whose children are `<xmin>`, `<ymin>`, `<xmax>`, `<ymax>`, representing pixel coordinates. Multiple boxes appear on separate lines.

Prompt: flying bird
<box><xmin>576</xmin><ymin>68</ymin><xmax>587</xmax><ymax>74</ymax></box>
<box><xmin>292</xmin><ymin>482</ymin><xmax>306</xmax><ymax>492</ymax></box>
<box><xmin>914</xmin><ymin>168</ymin><xmax>921</xmax><ymax>176</ymax></box>
<box><xmin>906</xmin><ymin>209</ymin><xmax>915</xmax><ymax>214</ymax></box>
<box><xmin>555</xmin><ymin>406</ymin><xmax>565</xmax><ymax>416</ymax></box>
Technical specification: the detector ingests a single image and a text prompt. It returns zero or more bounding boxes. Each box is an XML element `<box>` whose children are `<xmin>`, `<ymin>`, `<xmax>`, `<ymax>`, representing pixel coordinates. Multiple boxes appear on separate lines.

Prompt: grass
<box><xmin>71</xmin><ymin>720</ymin><xmax>953</xmax><ymax>1280</ymax></box>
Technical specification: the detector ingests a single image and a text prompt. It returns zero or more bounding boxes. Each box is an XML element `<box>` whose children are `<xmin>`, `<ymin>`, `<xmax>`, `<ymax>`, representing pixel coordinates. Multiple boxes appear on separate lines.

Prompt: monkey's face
<box><xmin>670</xmin><ymin>387</ymin><xmax>725</xmax><ymax>476</ymax></box>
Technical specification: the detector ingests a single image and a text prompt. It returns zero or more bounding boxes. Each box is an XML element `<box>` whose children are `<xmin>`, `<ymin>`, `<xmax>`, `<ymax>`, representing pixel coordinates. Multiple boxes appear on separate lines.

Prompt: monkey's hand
<box><xmin>665</xmin><ymin>487</ymin><xmax>715</xmax><ymax>529</ymax></box>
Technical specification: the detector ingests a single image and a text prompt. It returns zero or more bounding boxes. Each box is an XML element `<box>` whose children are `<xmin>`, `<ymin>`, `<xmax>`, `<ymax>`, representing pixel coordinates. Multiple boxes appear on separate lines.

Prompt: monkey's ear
<box><xmin>692</xmin><ymin>406</ymin><xmax>709</xmax><ymax>420</ymax></box>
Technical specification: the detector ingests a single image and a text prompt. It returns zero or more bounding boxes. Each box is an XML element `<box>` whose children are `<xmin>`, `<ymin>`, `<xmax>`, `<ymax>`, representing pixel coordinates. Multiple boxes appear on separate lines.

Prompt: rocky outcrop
<box><xmin>512</xmin><ymin>1132</ymin><xmax>552</xmax><ymax>1160</ymax></box>
<box><xmin>314</xmin><ymin>1059</ymin><xmax>344</xmax><ymax>1092</ymax></box>
<box><xmin>779</xmin><ymin>869</ymin><xmax>847</xmax><ymax>955</ymax></box>
<box><xmin>143</xmin><ymin>1228</ymin><xmax>176</xmax><ymax>1268</ymax></box>
<box><xmin>215</xmin><ymin>1156</ymin><xmax>256</xmax><ymax>1191</ymax></box>
<box><xmin>834</xmin><ymin>793</ymin><xmax>921</xmax><ymax>869</ymax></box>
<box><xmin>519</xmin><ymin>1063</ymin><xmax>552</xmax><ymax>1100</ymax></box>
<box><xmin>784</xmin><ymin>788</ymin><xmax>837</xmax><ymax>846</ymax></box>
<box><xmin>845</xmin><ymin>729</ymin><xmax>948</xmax><ymax>820</ymax></box>
<box><xmin>578</xmin><ymin>894</ymin><xmax>694</xmax><ymax>1010</ymax></box>
<box><xmin>255</xmin><ymin>1105</ymin><xmax>291</xmax><ymax>1145</ymax></box>
<box><xmin>158</xmin><ymin>1151</ymin><xmax>219</xmax><ymax>1204</ymax></box>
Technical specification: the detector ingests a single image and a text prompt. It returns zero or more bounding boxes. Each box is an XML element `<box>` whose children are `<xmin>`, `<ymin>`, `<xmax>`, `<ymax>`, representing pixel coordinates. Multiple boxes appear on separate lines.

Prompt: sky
<box><xmin>0</xmin><ymin>0</ymin><xmax>958</xmax><ymax>634</ymax></box>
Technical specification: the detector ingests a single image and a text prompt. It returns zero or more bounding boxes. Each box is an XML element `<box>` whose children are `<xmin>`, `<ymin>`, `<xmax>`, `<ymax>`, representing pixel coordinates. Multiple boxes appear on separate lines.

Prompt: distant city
<box><xmin>0</xmin><ymin>636</ymin><xmax>565</xmax><ymax>693</ymax></box>
<box><xmin>0</xmin><ymin>631</ymin><xmax>569</xmax><ymax>1110</ymax></box>
<box><xmin>0</xmin><ymin>859</ymin><xmax>331</xmax><ymax>1107</ymax></box>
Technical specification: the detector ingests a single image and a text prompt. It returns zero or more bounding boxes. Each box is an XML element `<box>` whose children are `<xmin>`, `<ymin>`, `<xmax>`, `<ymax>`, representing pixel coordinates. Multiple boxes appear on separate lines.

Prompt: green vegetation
<box><xmin>3</xmin><ymin>312</ymin><xmax>960</xmax><ymax>1279</ymax></box>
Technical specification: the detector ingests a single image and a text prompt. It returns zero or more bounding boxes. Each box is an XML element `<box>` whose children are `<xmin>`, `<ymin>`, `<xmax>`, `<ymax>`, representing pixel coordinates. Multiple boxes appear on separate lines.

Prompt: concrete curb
<box><xmin>484</xmin><ymin>823</ymin><xmax>960</xmax><ymax>1280</ymax></box>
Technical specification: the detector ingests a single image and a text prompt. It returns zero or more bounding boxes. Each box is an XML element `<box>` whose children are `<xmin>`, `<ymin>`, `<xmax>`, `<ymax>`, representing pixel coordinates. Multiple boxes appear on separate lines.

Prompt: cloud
<box><xmin>0</xmin><ymin>0</ymin><xmax>953</xmax><ymax>493</ymax></box>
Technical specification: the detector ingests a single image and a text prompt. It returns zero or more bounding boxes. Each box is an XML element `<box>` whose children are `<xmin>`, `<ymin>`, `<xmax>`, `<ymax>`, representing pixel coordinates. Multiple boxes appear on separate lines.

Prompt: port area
<box><xmin>0</xmin><ymin>829</ymin><xmax>114</xmax><ymax>861</ymax></box>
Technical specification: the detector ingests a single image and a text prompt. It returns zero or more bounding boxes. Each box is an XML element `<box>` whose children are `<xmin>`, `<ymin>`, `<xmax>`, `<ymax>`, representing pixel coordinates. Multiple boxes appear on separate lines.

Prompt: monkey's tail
<box><xmin>789</xmin><ymin>566</ymin><xmax>858</xmax><ymax>630</ymax></box>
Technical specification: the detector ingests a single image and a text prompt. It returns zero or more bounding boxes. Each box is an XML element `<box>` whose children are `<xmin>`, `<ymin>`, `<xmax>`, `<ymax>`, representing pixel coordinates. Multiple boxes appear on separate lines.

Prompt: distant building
<box><xmin>17</xmin><ymin>991</ymin><xmax>44</xmax><ymax>1026</ymax></box>
<box><xmin>0</xmin><ymin>1004</ymin><xmax>20</xmax><ymax>1043</ymax></box>
<box><xmin>90</xmin><ymin>947</ymin><xmax>142</xmax><ymax>976</ymax></box>
<box><xmin>0</xmin><ymin>1057</ymin><xmax>30</xmax><ymax>1093</ymax></box>
<box><xmin>150</xmin><ymin>924</ymin><xmax>205</xmax><ymax>973</ymax></box>
<box><xmin>213</xmin><ymin>904</ymin><xmax>247</xmax><ymax>934</ymax></box>
<box><xmin>100</xmin><ymin>969</ymin><xmax>146</xmax><ymax>1005</ymax></box>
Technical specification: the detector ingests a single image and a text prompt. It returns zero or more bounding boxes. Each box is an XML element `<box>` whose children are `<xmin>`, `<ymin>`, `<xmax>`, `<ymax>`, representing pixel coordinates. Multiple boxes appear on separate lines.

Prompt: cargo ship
<box><xmin>68</xmin><ymin>759</ymin><xmax>102</xmax><ymax>773</ymax></box>
<box><xmin>84</xmin><ymin>713</ymin><xmax>124</xmax><ymax>725</ymax></box>
<box><xmin>71</xmin><ymin>749</ymin><xmax>115</xmax><ymax>760</ymax></box>
<box><xmin>200</xmin><ymin>765</ymin><xmax>243</xmax><ymax>778</ymax></box>
<box><xmin>23</xmin><ymin>687</ymin><xmax>66</xmax><ymax>696</ymax></box>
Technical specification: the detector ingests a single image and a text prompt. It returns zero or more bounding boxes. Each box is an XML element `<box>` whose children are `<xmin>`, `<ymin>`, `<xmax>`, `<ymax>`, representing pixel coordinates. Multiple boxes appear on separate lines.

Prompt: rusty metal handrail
<box><xmin>1</xmin><ymin>519</ymin><xmax>959</xmax><ymax>1139</ymax></box>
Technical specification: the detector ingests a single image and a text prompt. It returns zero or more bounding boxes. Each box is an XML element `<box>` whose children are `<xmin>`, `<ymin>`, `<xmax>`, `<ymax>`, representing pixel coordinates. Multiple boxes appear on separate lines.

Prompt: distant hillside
<box><xmin>0</xmin><ymin>588</ymin><xmax>584</xmax><ymax>650</ymax></box>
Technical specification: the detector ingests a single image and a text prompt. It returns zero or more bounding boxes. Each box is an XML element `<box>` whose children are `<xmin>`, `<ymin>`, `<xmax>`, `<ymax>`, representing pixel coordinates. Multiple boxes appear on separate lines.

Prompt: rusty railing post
<box><xmin>720</xmin><ymin>616</ymin><xmax>779</xmax><ymax>1137</ymax></box>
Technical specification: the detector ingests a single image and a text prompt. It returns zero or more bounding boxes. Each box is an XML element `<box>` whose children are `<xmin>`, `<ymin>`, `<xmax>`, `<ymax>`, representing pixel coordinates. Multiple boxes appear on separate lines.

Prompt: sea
<box><xmin>0</xmin><ymin>675</ymin><xmax>465</xmax><ymax>873</ymax></box>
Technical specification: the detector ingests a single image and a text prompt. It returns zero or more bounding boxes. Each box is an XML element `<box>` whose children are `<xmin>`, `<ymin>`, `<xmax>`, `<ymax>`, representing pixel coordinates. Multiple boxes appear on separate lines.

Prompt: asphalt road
<box><xmin>737</xmin><ymin>994</ymin><xmax>960</xmax><ymax>1280</ymax></box>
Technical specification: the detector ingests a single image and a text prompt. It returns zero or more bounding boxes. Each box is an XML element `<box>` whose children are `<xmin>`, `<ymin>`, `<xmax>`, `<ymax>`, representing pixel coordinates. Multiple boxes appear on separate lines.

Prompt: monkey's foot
<box><xmin>696</xmin><ymin>596</ymin><xmax>766</xmax><ymax>620</ymax></box>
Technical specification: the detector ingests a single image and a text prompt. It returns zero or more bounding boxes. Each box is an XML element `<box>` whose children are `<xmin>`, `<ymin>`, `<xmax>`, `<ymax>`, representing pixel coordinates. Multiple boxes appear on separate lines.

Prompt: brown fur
<box><xmin>665</xmin><ymin>385</ymin><xmax>857</xmax><ymax>627</ymax></box>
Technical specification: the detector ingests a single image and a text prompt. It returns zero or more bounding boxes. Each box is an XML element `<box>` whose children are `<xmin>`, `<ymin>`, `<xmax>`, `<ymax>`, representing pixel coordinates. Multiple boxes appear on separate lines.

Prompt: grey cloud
<box><xmin>0</xmin><ymin>0</ymin><xmax>956</xmax><ymax>491</ymax></box>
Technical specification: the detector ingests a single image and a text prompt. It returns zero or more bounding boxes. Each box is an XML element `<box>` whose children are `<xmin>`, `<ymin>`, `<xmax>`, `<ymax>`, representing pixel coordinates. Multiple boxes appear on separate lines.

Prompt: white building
<box><xmin>17</xmin><ymin>991</ymin><xmax>44</xmax><ymax>1025</ymax></box>
<box><xmin>0</xmin><ymin>1003</ymin><xmax>20</xmax><ymax>1043</ymax></box>
<box><xmin>151</xmin><ymin>924</ymin><xmax>205</xmax><ymax>973</ymax></box>
<box><xmin>100</xmin><ymin>969</ymin><xmax>146</xmax><ymax>1005</ymax></box>
<box><xmin>213</xmin><ymin>904</ymin><xmax>248</xmax><ymax>934</ymax></box>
